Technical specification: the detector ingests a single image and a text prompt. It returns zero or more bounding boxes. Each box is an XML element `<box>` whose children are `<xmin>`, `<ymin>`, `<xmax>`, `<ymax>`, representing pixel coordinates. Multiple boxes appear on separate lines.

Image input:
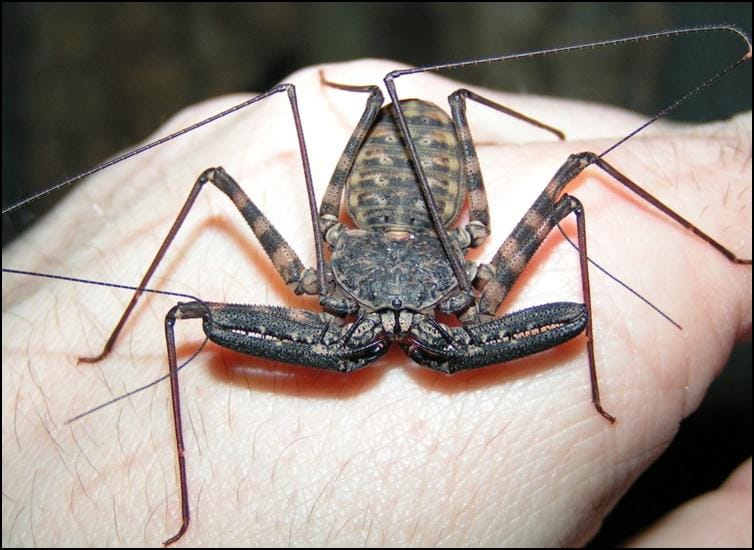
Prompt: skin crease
<box><xmin>2</xmin><ymin>59</ymin><xmax>751</xmax><ymax>547</ymax></box>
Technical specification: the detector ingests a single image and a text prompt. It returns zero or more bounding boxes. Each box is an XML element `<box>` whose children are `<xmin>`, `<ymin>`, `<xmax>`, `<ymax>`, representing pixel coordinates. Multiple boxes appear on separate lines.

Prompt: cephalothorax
<box><xmin>3</xmin><ymin>26</ymin><xmax>751</xmax><ymax>546</ymax></box>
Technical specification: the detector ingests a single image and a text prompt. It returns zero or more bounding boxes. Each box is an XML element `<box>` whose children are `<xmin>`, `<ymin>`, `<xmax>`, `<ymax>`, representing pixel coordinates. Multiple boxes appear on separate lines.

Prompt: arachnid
<box><xmin>2</xmin><ymin>25</ymin><xmax>748</xmax><ymax>548</ymax></box>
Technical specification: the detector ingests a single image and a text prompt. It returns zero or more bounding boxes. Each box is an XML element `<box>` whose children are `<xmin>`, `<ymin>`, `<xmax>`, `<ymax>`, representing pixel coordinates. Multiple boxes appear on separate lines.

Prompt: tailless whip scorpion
<box><xmin>2</xmin><ymin>26</ymin><xmax>751</xmax><ymax>546</ymax></box>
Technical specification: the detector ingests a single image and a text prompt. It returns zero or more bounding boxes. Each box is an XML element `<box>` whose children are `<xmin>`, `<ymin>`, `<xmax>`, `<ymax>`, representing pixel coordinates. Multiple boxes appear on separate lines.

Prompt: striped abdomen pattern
<box><xmin>346</xmin><ymin>99</ymin><xmax>464</xmax><ymax>232</ymax></box>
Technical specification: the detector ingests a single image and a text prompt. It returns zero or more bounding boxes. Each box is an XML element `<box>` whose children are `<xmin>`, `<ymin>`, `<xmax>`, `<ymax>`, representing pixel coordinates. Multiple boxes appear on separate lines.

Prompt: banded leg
<box><xmin>417</xmin><ymin>145</ymin><xmax>752</xmax><ymax>422</ymax></box>
<box><xmin>162</xmin><ymin>301</ymin><xmax>388</xmax><ymax>544</ymax></box>
<box><xmin>79</xmin><ymin>84</ymin><xmax>325</xmax><ymax>363</ymax></box>
<box><xmin>409</xmin><ymin>191</ymin><xmax>616</xmax><ymax>422</ymax></box>
<box><xmin>477</xmin><ymin>151</ymin><xmax>751</xmax><ymax>319</ymax></box>
<box><xmin>317</xmin><ymin>71</ymin><xmax>385</xmax><ymax>234</ymax></box>
<box><xmin>447</xmin><ymin>88</ymin><xmax>565</xmax><ymax>248</ymax></box>
<box><xmin>476</xmin><ymin>155</ymin><xmax>590</xmax><ymax>317</ymax></box>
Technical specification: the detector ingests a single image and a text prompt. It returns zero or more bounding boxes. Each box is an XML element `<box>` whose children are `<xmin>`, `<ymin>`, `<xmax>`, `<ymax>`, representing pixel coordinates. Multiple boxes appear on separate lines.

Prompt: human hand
<box><xmin>3</xmin><ymin>60</ymin><xmax>750</xmax><ymax>546</ymax></box>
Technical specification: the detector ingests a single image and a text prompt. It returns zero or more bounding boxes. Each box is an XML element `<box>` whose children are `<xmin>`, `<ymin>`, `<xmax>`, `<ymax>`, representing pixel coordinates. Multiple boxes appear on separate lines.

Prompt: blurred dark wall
<box><xmin>2</xmin><ymin>3</ymin><xmax>751</xmax><ymax>546</ymax></box>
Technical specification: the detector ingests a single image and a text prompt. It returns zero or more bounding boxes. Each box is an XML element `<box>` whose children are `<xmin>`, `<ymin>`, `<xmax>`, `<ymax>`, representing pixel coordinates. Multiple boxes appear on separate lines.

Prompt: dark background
<box><xmin>2</xmin><ymin>3</ymin><xmax>751</xmax><ymax>545</ymax></box>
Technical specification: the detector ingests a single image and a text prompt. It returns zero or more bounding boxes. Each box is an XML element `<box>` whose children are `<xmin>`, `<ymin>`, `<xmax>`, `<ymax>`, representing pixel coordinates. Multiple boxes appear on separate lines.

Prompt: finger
<box><xmin>625</xmin><ymin>457</ymin><xmax>752</xmax><ymax>547</ymax></box>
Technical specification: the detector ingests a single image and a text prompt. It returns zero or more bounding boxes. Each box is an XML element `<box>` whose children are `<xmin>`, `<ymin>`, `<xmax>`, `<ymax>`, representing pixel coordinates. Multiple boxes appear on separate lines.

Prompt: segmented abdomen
<box><xmin>346</xmin><ymin>99</ymin><xmax>464</xmax><ymax>232</ymax></box>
